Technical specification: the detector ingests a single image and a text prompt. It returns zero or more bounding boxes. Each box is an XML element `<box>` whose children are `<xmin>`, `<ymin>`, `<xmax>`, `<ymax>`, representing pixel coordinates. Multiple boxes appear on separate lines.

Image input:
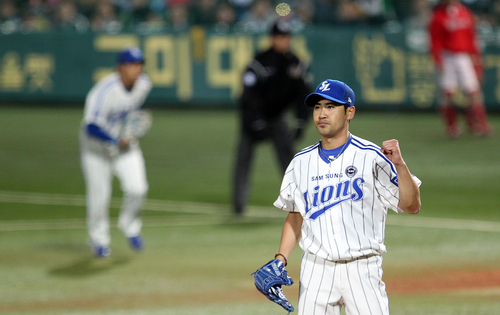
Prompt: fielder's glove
<box><xmin>121</xmin><ymin>109</ymin><xmax>152</xmax><ymax>142</ymax></box>
<box><xmin>251</xmin><ymin>259</ymin><xmax>294</xmax><ymax>313</ymax></box>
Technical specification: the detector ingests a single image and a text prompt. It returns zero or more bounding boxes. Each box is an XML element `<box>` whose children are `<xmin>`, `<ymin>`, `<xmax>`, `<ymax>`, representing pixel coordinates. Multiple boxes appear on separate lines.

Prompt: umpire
<box><xmin>232</xmin><ymin>20</ymin><xmax>312</xmax><ymax>215</ymax></box>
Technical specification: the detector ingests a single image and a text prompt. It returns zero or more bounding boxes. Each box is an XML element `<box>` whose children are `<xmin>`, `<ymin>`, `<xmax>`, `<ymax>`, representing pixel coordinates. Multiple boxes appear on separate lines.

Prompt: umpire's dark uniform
<box><xmin>233</xmin><ymin>21</ymin><xmax>312</xmax><ymax>215</ymax></box>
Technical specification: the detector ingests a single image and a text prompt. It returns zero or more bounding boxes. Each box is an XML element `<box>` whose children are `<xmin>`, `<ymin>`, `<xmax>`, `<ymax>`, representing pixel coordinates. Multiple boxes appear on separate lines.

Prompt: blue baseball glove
<box><xmin>251</xmin><ymin>259</ymin><xmax>294</xmax><ymax>313</ymax></box>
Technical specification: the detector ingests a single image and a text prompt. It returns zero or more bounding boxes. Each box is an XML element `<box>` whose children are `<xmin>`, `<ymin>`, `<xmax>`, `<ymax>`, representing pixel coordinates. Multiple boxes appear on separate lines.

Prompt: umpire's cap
<box><xmin>270</xmin><ymin>20</ymin><xmax>291</xmax><ymax>36</ymax></box>
<box><xmin>117</xmin><ymin>47</ymin><xmax>145</xmax><ymax>64</ymax></box>
<box><xmin>305</xmin><ymin>79</ymin><xmax>355</xmax><ymax>107</ymax></box>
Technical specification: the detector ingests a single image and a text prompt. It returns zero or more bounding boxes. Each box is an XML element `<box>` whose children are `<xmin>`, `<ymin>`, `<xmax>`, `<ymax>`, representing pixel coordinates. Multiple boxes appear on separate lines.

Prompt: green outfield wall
<box><xmin>1</xmin><ymin>26</ymin><xmax>500</xmax><ymax>110</ymax></box>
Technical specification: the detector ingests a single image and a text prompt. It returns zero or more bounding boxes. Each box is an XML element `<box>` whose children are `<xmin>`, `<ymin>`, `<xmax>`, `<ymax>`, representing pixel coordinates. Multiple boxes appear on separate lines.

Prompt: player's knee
<box><xmin>124</xmin><ymin>183</ymin><xmax>149</xmax><ymax>198</ymax></box>
<box><xmin>466</xmin><ymin>90</ymin><xmax>483</xmax><ymax>104</ymax></box>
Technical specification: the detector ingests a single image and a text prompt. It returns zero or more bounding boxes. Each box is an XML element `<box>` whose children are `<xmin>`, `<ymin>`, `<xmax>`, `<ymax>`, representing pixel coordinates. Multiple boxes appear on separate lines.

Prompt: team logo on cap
<box><xmin>319</xmin><ymin>81</ymin><xmax>330</xmax><ymax>92</ymax></box>
<box><xmin>345</xmin><ymin>166</ymin><xmax>357</xmax><ymax>178</ymax></box>
<box><xmin>129</xmin><ymin>47</ymin><xmax>142</xmax><ymax>58</ymax></box>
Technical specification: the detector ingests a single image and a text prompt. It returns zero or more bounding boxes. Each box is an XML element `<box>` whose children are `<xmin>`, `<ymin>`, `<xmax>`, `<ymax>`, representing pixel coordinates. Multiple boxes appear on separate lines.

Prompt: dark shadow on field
<box><xmin>38</xmin><ymin>242</ymin><xmax>89</xmax><ymax>253</ymax></box>
<box><xmin>48</xmin><ymin>255</ymin><xmax>130</xmax><ymax>277</ymax></box>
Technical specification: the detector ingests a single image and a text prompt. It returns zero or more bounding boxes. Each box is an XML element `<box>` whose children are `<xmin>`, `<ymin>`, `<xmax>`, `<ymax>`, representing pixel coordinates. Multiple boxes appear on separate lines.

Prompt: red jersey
<box><xmin>428</xmin><ymin>2</ymin><xmax>481</xmax><ymax>66</ymax></box>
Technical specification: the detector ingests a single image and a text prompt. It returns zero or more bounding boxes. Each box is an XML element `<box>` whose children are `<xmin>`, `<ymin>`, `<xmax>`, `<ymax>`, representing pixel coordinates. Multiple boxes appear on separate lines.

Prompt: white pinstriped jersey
<box><xmin>83</xmin><ymin>72</ymin><xmax>152</xmax><ymax>141</ymax></box>
<box><xmin>274</xmin><ymin>134</ymin><xmax>422</xmax><ymax>261</ymax></box>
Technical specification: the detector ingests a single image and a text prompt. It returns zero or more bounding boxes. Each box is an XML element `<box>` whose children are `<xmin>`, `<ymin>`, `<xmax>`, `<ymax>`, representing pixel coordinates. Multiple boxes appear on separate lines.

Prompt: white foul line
<box><xmin>0</xmin><ymin>190</ymin><xmax>225</xmax><ymax>214</ymax></box>
<box><xmin>0</xmin><ymin>190</ymin><xmax>499</xmax><ymax>233</ymax></box>
<box><xmin>387</xmin><ymin>215</ymin><xmax>500</xmax><ymax>233</ymax></box>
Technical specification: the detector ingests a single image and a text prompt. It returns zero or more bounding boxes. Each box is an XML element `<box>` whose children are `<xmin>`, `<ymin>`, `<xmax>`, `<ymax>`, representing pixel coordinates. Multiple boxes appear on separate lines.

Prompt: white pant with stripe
<box><xmin>298</xmin><ymin>251</ymin><xmax>390</xmax><ymax>315</ymax></box>
<box><xmin>81</xmin><ymin>146</ymin><xmax>148</xmax><ymax>247</ymax></box>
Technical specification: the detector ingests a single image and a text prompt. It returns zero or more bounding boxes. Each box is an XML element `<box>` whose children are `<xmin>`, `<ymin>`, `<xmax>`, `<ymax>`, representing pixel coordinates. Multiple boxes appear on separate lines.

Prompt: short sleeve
<box><xmin>274</xmin><ymin>163</ymin><xmax>299</xmax><ymax>212</ymax></box>
<box><xmin>373</xmin><ymin>160</ymin><xmax>402</xmax><ymax>213</ymax></box>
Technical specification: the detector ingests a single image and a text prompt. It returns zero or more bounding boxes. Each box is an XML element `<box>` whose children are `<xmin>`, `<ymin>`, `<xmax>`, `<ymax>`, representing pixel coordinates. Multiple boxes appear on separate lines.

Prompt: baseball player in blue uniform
<box><xmin>253</xmin><ymin>79</ymin><xmax>421</xmax><ymax>314</ymax></box>
<box><xmin>80</xmin><ymin>47</ymin><xmax>152</xmax><ymax>258</ymax></box>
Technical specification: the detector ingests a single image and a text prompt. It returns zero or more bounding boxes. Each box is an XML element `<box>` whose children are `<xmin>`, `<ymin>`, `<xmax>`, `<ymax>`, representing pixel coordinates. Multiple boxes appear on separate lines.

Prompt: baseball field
<box><xmin>1</xmin><ymin>106</ymin><xmax>499</xmax><ymax>314</ymax></box>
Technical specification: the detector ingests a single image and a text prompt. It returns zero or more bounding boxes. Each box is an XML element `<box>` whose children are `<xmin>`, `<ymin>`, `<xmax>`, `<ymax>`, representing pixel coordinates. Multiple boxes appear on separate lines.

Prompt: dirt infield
<box><xmin>2</xmin><ymin>269</ymin><xmax>499</xmax><ymax>313</ymax></box>
<box><xmin>386</xmin><ymin>268</ymin><xmax>500</xmax><ymax>295</ymax></box>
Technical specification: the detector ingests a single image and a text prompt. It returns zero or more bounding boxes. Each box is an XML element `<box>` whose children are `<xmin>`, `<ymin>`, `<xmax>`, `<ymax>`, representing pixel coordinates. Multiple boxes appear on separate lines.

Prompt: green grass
<box><xmin>0</xmin><ymin>107</ymin><xmax>499</xmax><ymax>314</ymax></box>
<box><xmin>2</xmin><ymin>107</ymin><xmax>499</xmax><ymax>220</ymax></box>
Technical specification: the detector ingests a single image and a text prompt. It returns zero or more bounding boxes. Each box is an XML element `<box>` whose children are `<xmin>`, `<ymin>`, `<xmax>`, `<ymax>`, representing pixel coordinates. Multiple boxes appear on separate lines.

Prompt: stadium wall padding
<box><xmin>1</xmin><ymin>26</ymin><xmax>500</xmax><ymax>109</ymax></box>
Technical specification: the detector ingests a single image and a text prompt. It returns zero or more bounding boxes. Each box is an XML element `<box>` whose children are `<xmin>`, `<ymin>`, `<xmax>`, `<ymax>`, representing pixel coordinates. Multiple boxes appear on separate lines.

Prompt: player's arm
<box><xmin>86</xmin><ymin>123</ymin><xmax>130</xmax><ymax>148</ymax></box>
<box><xmin>83</xmin><ymin>85</ymin><xmax>125</xmax><ymax>146</ymax></box>
<box><xmin>381</xmin><ymin>139</ymin><xmax>421</xmax><ymax>214</ymax></box>
<box><xmin>86</xmin><ymin>123</ymin><xmax>118</xmax><ymax>144</ymax></box>
<box><xmin>428</xmin><ymin>13</ymin><xmax>444</xmax><ymax>69</ymax></box>
<box><xmin>275</xmin><ymin>212</ymin><xmax>303</xmax><ymax>264</ymax></box>
<box><xmin>294</xmin><ymin>71</ymin><xmax>313</xmax><ymax>140</ymax></box>
<box><xmin>131</xmin><ymin>74</ymin><xmax>153</xmax><ymax>105</ymax></box>
<box><xmin>469</xmin><ymin>15</ymin><xmax>484</xmax><ymax>82</ymax></box>
<box><xmin>240</xmin><ymin>68</ymin><xmax>271</xmax><ymax>140</ymax></box>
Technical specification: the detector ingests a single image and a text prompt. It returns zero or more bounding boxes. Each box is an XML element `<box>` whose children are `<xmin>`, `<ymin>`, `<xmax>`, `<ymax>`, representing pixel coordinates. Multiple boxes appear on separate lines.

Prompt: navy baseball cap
<box><xmin>117</xmin><ymin>47</ymin><xmax>145</xmax><ymax>64</ymax></box>
<box><xmin>270</xmin><ymin>20</ymin><xmax>291</xmax><ymax>36</ymax></box>
<box><xmin>305</xmin><ymin>79</ymin><xmax>355</xmax><ymax>107</ymax></box>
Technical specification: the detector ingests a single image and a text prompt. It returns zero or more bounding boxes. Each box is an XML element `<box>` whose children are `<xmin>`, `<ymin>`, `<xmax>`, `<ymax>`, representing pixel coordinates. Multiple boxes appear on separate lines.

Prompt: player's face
<box><xmin>313</xmin><ymin>99</ymin><xmax>355</xmax><ymax>140</ymax></box>
<box><xmin>118</xmin><ymin>62</ymin><xmax>144</xmax><ymax>88</ymax></box>
<box><xmin>272</xmin><ymin>34</ymin><xmax>291</xmax><ymax>54</ymax></box>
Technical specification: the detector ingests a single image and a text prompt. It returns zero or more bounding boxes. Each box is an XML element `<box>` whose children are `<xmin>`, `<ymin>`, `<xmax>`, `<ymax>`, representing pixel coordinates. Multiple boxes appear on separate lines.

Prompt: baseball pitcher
<box><xmin>252</xmin><ymin>79</ymin><xmax>421</xmax><ymax>314</ymax></box>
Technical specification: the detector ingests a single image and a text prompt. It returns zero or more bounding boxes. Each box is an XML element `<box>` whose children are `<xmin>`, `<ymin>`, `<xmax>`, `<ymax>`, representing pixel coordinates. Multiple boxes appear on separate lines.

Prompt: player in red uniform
<box><xmin>429</xmin><ymin>0</ymin><xmax>492</xmax><ymax>137</ymax></box>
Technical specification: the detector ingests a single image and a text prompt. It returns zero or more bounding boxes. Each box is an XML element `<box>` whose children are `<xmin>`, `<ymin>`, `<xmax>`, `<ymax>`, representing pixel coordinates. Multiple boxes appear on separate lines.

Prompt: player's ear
<box><xmin>347</xmin><ymin>106</ymin><xmax>355</xmax><ymax>121</ymax></box>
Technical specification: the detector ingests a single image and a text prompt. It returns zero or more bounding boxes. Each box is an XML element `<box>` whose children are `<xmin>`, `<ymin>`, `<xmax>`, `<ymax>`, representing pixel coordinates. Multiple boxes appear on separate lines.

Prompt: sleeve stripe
<box><xmin>92</xmin><ymin>76</ymin><xmax>119</xmax><ymax>120</ymax></box>
<box><xmin>248</xmin><ymin>60</ymin><xmax>267</xmax><ymax>79</ymax></box>
<box><xmin>350</xmin><ymin>137</ymin><xmax>397</xmax><ymax>176</ymax></box>
<box><xmin>294</xmin><ymin>141</ymin><xmax>321</xmax><ymax>159</ymax></box>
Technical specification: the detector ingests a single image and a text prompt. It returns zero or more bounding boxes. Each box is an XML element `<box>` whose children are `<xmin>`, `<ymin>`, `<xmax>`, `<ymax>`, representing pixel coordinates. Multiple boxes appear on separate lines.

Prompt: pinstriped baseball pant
<box><xmin>298</xmin><ymin>251</ymin><xmax>390</xmax><ymax>315</ymax></box>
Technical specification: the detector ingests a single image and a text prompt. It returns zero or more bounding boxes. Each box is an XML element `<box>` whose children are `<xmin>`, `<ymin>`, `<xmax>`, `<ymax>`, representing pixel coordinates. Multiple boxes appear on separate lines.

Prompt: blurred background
<box><xmin>1</xmin><ymin>0</ymin><xmax>500</xmax><ymax>110</ymax></box>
